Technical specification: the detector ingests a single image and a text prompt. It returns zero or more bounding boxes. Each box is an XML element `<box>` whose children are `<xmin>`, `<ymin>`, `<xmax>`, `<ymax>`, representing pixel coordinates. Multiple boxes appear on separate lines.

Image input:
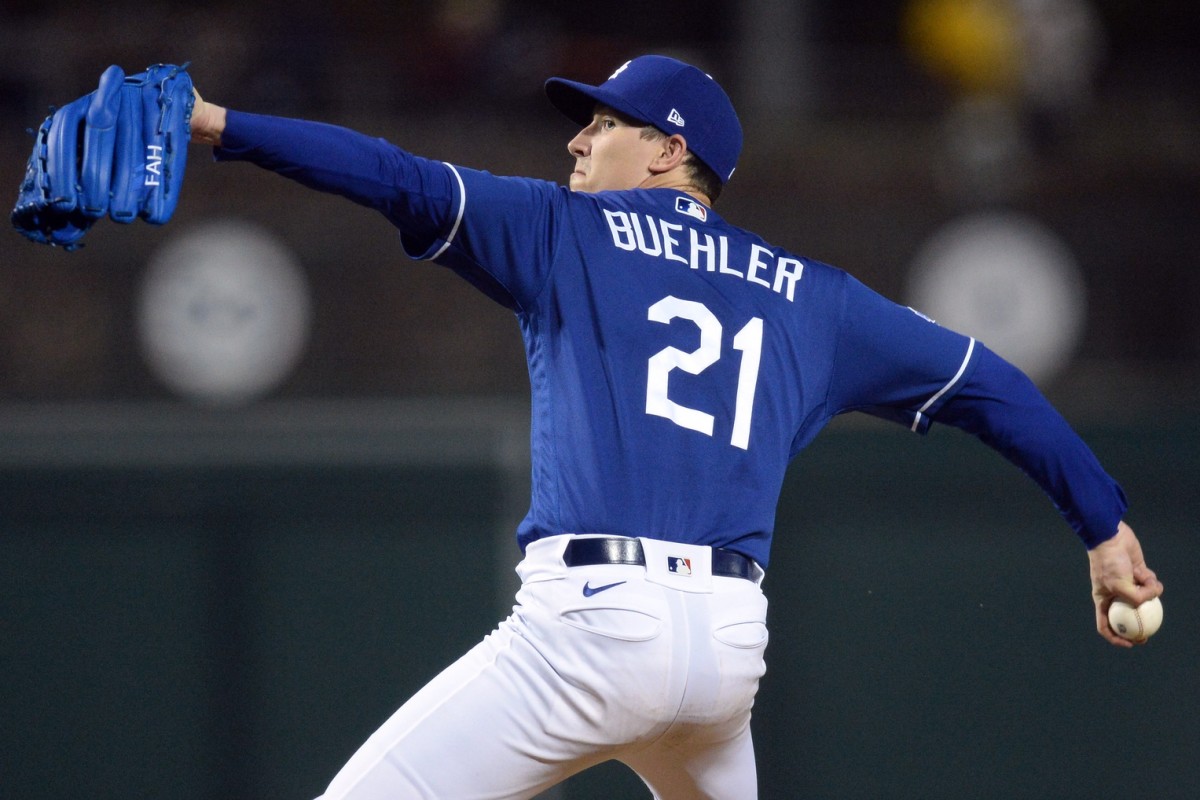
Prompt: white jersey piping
<box><xmin>911</xmin><ymin>337</ymin><xmax>976</xmax><ymax>432</ymax></box>
<box><xmin>427</xmin><ymin>162</ymin><xmax>467</xmax><ymax>261</ymax></box>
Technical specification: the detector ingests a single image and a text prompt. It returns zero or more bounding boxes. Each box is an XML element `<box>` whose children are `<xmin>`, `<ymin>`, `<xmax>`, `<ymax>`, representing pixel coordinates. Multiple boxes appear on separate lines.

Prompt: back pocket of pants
<box><xmin>559</xmin><ymin>606</ymin><xmax>663</xmax><ymax>642</ymax></box>
<box><xmin>713</xmin><ymin>620</ymin><xmax>768</xmax><ymax>649</ymax></box>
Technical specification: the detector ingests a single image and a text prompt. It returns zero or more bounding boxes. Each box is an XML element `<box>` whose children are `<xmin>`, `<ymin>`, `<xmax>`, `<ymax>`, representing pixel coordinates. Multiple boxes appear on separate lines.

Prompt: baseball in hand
<box><xmin>1107</xmin><ymin>596</ymin><xmax>1163</xmax><ymax>642</ymax></box>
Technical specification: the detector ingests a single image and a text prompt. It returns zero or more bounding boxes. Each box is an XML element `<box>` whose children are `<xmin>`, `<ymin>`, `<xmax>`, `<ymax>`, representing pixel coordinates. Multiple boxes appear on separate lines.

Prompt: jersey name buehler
<box><xmin>603</xmin><ymin>209</ymin><xmax>805</xmax><ymax>302</ymax></box>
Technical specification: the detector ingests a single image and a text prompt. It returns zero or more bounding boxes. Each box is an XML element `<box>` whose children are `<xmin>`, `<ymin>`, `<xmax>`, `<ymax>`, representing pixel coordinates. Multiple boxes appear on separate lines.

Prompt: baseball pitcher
<box><xmin>12</xmin><ymin>55</ymin><xmax>1163</xmax><ymax>799</ymax></box>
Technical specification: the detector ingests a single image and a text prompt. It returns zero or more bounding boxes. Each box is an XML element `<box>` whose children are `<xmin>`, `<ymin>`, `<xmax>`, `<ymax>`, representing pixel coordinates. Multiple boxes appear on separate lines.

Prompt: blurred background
<box><xmin>0</xmin><ymin>1</ymin><xmax>1195</xmax><ymax>799</ymax></box>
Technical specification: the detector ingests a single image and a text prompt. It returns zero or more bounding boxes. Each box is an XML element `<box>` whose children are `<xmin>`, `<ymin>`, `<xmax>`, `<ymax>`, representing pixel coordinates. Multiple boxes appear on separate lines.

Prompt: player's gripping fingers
<box><xmin>1114</xmin><ymin>564</ymin><xmax>1163</xmax><ymax>609</ymax></box>
<box><xmin>78</xmin><ymin>65</ymin><xmax>125</xmax><ymax>218</ymax></box>
<box><xmin>1132</xmin><ymin>562</ymin><xmax>1162</xmax><ymax>599</ymax></box>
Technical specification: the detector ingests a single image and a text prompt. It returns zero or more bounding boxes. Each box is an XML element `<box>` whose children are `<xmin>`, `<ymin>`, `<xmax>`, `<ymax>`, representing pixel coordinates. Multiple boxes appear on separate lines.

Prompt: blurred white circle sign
<box><xmin>138</xmin><ymin>220</ymin><xmax>311</xmax><ymax>405</ymax></box>
<box><xmin>906</xmin><ymin>211</ymin><xmax>1087</xmax><ymax>385</ymax></box>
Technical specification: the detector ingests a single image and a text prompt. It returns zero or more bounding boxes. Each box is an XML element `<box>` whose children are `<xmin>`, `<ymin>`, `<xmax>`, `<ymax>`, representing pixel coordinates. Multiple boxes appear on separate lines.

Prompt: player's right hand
<box><xmin>1087</xmin><ymin>521</ymin><xmax>1163</xmax><ymax>647</ymax></box>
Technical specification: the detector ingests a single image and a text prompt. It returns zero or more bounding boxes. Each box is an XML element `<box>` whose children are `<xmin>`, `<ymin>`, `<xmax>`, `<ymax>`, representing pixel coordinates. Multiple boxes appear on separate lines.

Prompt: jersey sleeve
<box><xmin>826</xmin><ymin>271</ymin><xmax>1126</xmax><ymax>547</ymax></box>
<box><xmin>935</xmin><ymin>345</ymin><xmax>1127</xmax><ymax>548</ymax></box>
<box><xmin>213</xmin><ymin>111</ymin><xmax>561</xmax><ymax>311</ymax></box>
<box><xmin>214</xmin><ymin>111</ymin><xmax>458</xmax><ymax>246</ymax></box>
<box><xmin>405</xmin><ymin>165</ymin><xmax>564</xmax><ymax>313</ymax></box>
<box><xmin>826</xmin><ymin>273</ymin><xmax>979</xmax><ymax>433</ymax></box>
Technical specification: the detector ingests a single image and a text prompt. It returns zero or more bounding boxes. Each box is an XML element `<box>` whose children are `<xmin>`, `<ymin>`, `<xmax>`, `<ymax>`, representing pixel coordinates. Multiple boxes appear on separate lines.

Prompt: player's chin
<box><xmin>568</xmin><ymin>172</ymin><xmax>589</xmax><ymax>192</ymax></box>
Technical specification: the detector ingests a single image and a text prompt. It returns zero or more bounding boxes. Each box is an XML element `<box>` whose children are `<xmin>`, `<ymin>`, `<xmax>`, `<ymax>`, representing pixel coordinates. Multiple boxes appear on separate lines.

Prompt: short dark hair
<box><xmin>639</xmin><ymin>126</ymin><xmax>724</xmax><ymax>204</ymax></box>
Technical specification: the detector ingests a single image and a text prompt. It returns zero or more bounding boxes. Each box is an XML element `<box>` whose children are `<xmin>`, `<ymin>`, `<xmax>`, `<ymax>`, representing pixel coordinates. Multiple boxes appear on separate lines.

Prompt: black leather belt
<box><xmin>562</xmin><ymin>537</ymin><xmax>756</xmax><ymax>581</ymax></box>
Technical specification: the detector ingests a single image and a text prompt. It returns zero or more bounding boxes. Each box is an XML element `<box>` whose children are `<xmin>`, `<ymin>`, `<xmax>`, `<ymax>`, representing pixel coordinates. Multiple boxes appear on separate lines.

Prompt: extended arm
<box><xmin>936</xmin><ymin>345</ymin><xmax>1163</xmax><ymax>647</ymax></box>
<box><xmin>187</xmin><ymin>89</ymin><xmax>563</xmax><ymax>312</ymax></box>
<box><xmin>187</xmin><ymin>89</ymin><xmax>465</xmax><ymax>260</ymax></box>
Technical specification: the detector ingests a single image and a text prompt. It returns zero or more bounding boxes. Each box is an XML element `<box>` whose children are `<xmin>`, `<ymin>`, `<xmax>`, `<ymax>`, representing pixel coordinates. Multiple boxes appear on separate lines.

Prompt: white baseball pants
<box><xmin>316</xmin><ymin>534</ymin><xmax>768</xmax><ymax>799</ymax></box>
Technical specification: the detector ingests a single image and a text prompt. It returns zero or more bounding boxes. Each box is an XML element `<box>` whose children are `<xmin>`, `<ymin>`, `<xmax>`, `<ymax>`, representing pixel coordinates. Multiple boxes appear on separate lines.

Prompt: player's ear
<box><xmin>648</xmin><ymin>134</ymin><xmax>689</xmax><ymax>175</ymax></box>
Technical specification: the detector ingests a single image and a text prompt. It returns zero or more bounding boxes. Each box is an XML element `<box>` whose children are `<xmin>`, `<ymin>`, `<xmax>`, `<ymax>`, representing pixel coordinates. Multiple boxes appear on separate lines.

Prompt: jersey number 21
<box><xmin>646</xmin><ymin>295</ymin><xmax>763</xmax><ymax>450</ymax></box>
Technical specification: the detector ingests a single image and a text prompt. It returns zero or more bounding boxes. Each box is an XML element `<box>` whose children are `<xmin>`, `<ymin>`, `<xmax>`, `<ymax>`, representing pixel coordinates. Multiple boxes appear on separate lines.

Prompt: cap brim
<box><xmin>545</xmin><ymin>78</ymin><xmax>650</xmax><ymax>127</ymax></box>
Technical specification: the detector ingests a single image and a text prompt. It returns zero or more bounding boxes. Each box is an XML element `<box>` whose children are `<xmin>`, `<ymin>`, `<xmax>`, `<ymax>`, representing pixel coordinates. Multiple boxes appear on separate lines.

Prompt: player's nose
<box><xmin>568</xmin><ymin>128</ymin><xmax>590</xmax><ymax>158</ymax></box>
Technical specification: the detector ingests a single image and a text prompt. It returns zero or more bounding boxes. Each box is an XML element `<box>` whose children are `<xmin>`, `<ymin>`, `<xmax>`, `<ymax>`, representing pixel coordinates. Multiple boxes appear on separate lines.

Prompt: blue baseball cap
<box><xmin>545</xmin><ymin>55</ymin><xmax>743</xmax><ymax>183</ymax></box>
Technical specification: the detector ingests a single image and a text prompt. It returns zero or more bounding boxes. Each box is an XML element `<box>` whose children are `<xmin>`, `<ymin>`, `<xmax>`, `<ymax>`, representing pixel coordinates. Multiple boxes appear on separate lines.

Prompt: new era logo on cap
<box><xmin>666</xmin><ymin>108</ymin><xmax>685</xmax><ymax>127</ymax></box>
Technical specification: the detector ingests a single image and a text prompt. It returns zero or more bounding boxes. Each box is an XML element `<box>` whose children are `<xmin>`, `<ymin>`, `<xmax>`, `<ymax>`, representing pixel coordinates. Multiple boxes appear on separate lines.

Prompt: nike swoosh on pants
<box><xmin>582</xmin><ymin>580</ymin><xmax>626</xmax><ymax>597</ymax></box>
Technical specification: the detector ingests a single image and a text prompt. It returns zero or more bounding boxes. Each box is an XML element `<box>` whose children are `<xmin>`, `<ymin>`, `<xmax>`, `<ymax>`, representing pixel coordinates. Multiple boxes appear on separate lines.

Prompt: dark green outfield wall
<box><xmin>2</xmin><ymin>414</ymin><xmax>1195</xmax><ymax>799</ymax></box>
<box><xmin>1</xmin><ymin>464</ymin><xmax>504</xmax><ymax>799</ymax></box>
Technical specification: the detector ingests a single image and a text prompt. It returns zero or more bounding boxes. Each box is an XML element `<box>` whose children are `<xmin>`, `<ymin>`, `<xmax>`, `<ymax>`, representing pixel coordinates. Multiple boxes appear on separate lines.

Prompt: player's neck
<box><xmin>638</xmin><ymin>172</ymin><xmax>711</xmax><ymax>207</ymax></box>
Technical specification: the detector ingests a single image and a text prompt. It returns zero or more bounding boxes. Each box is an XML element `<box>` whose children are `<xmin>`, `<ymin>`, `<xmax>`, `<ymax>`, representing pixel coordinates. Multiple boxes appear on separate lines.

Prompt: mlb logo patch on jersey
<box><xmin>675</xmin><ymin>196</ymin><xmax>707</xmax><ymax>222</ymax></box>
<box><xmin>667</xmin><ymin>556</ymin><xmax>693</xmax><ymax>576</ymax></box>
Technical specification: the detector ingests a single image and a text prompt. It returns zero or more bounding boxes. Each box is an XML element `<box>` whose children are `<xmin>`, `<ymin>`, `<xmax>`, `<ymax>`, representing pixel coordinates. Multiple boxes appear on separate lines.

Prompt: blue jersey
<box><xmin>215</xmin><ymin>112</ymin><xmax>1128</xmax><ymax>565</ymax></box>
<box><xmin>406</xmin><ymin>168</ymin><xmax>982</xmax><ymax>566</ymax></box>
